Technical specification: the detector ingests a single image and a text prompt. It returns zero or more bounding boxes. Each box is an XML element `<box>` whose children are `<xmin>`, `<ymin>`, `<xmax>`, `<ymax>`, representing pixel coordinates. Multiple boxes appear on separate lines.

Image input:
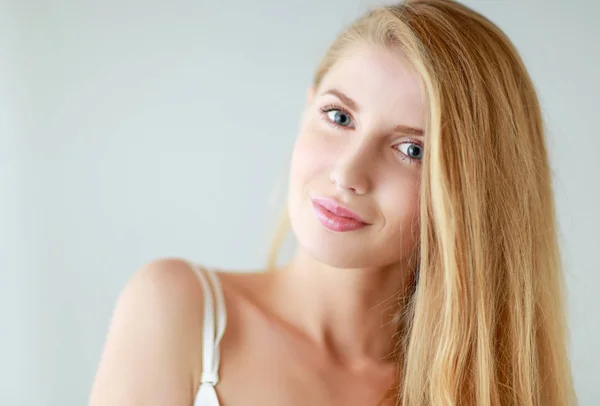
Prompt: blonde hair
<box><xmin>269</xmin><ymin>0</ymin><xmax>576</xmax><ymax>404</ymax></box>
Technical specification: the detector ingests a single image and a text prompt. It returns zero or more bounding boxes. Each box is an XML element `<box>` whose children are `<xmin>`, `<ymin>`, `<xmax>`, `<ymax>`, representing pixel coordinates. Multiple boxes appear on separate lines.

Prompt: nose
<box><xmin>329</xmin><ymin>144</ymin><xmax>372</xmax><ymax>195</ymax></box>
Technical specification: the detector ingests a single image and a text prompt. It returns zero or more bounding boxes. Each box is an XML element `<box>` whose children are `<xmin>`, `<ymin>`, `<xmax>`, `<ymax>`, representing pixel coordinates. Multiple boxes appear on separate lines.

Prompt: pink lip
<box><xmin>311</xmin><ymin>197</ymin><xmax>369</xmax><ymax>232</ymax></box>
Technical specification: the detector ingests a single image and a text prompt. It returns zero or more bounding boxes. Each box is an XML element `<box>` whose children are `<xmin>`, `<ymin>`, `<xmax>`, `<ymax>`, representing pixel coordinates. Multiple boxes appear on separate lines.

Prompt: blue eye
<box><xmin>326</xmin><ymin>109</ymin><xmax>352</xmax><ymax>127</ymax></box>
<box><xmin>396</xmin><ymin>142</ymin><xmax>423</xmax><ymax>160</ymax></box>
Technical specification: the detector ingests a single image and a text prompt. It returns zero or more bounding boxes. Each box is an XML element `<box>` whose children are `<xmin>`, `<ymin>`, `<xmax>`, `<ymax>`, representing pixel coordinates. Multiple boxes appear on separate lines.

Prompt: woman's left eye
<box><xmin>396</xmin><ymin>142</ymin><xmax>423</xmax><ymax>161</ymax></box>
<box><xmin>325</xmin><ymin>109</ymin><xmax>352</xmax><ymax>127</ymax></box>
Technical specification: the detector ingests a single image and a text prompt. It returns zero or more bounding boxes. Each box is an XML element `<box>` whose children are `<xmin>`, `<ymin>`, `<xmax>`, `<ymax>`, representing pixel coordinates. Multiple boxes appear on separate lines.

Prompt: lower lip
<box><xmin>311</xmin><ymin>201</ymin><xmax>368</xmax><ymax>232</ymax></box>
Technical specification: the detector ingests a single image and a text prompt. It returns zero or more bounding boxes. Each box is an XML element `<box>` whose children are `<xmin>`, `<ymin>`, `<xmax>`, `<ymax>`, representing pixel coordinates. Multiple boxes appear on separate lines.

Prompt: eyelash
<box><xmin>318</xmin><ymin>103</ymin><xmax>423</xmax><ymax>164</ymax></box>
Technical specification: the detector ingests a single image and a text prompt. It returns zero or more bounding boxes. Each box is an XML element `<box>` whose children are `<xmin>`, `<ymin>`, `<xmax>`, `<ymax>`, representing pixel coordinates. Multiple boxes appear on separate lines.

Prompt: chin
<box><xmin>302</xmin><ymin>244</ymin><xmax>377</xmax><ymax>268</ymax></box>
<box><xmin>292</xmin><ymin>219</ymin><xmax>379</xmax><ymax>269</ymax></box>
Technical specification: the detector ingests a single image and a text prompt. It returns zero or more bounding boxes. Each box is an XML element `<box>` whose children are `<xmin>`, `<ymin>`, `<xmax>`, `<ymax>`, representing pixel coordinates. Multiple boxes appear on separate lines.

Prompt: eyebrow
<box><xmin>322</xmin><ymin>88</ymin><xmax>360</xmax><ymax>112</ymax></box>
<box><xmin>320</xmin><ymin>88</ymin><xmax>424</xmax><ymax>137</ymax></box>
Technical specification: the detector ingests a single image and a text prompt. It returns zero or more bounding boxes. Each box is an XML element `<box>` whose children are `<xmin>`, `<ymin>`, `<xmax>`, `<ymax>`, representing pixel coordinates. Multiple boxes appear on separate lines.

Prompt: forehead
<box><xmin>318</xmin><ymin>45</ymin><xmax>425</xmax><ymax>130</ymax></box>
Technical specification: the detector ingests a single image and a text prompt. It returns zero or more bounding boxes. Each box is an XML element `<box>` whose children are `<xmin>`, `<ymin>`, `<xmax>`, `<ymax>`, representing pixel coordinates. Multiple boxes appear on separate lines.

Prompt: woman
<box><xmin>88</xmin><ymin>1</ymin><xmax>576</xmax><ymax>405</ymax></box>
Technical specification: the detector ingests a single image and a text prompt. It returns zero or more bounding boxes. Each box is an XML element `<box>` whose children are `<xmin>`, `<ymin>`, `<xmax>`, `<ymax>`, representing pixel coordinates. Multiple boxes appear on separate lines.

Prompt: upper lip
<box><xmin>311</xmin><ymin>196</ymin><xmax>369</xmax><ymax>224</ymax></box>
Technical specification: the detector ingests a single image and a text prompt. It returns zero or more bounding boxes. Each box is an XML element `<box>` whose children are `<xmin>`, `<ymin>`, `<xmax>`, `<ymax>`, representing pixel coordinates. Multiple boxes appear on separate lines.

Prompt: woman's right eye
<box><xmin>320</xmin><ymin>106</ymin><xmax>353</xmax><ymax>128</ymax></box>
<box><xmin>327</xmin><ymin>109</ymin><xmax>352</xmax><ymax>127</ymax></box>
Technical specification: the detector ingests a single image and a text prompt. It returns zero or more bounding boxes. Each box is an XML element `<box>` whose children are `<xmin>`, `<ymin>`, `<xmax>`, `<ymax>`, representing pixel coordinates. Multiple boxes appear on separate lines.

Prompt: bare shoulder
<box><xmin>123</xmin><ymin>257</ymin><xmax>206</xmax><ymax>312</ymax></box>
<box><xmin>108</xmin><ymin>257</ymin><xmax>207</xmax><ymax>339</ymax></box>
<box><xmin>88</xmin><ymin>257</ymin><xmax>207</xmax><ymax>406</ymax></box>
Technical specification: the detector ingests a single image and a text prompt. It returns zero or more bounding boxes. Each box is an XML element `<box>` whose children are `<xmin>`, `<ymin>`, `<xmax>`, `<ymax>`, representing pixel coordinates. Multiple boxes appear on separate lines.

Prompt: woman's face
<box><xmin>288</xmin><ymin>44</ymin><xmax>425</xmax><ymax>268</ymax></box>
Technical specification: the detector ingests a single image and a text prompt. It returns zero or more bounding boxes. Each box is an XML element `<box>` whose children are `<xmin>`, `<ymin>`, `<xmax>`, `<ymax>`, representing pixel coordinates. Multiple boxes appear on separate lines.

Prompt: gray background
<box><xmin>1</xmin><ymin>0</ymin><xmax>598</xmax><ymax>404</ymax></box>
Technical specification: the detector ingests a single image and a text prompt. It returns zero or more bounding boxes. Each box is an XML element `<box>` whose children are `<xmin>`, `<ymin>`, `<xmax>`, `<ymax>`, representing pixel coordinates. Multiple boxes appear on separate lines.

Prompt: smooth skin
<box><xmin>89</xmin><ymin>44</ymin><xmax>425</xmax><ymax>406</ymax></box>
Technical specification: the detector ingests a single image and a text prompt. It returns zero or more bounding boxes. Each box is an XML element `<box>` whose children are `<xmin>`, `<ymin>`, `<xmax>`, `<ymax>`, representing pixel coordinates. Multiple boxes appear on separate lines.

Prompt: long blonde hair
<box><xmin>269</xmin><ymin>0</ymin><xmax>576</xmax><ymax>404</ymax></box>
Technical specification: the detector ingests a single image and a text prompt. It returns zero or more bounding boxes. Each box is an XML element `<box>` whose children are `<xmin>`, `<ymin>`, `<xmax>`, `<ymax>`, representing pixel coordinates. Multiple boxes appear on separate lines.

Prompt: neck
<box><xmin>272</xmin><ymin>248</ymin><xmax>416</xmax><ymax>368</ymax></box>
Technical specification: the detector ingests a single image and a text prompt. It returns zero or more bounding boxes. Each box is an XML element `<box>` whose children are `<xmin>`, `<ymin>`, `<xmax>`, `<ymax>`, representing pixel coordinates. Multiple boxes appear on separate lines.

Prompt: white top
<box><xmin>191</xmin><ymin>264</ymin><xmax>227</xmax><ymax>406</ymax></box>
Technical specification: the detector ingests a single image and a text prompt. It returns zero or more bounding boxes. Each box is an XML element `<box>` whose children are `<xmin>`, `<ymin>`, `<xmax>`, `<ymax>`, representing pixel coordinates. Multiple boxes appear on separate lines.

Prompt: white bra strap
<box><xmin>193</xmin><ymin>266</ymin><xmax>217</xmax><ymax>383</ymax></box>
<box><xmin>191</xmin><ymin>264</ymin><xmax>227</xmax><ymax>386</ymax></box>
<box><xmin>206</xmin><ymin>270</ymin><xmax>227</xmax><ymax>376</ymax></box>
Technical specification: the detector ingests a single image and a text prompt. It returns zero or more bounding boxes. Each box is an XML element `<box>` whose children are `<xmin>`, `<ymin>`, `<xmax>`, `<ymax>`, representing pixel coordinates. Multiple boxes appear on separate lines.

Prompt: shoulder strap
<box><xmin>190</xmin><ymin>263</ymin><xmax>227</xmax><ymax>406</ymax></box>
<box><xmin>206</xmin><ymin>269</ymin><xmax>227</xmax><ymax>379</ymax></box>
<box><xmin>190</xmin><ymin>264</ymin><xmax>227</xmax><ymax>385</ymax></box>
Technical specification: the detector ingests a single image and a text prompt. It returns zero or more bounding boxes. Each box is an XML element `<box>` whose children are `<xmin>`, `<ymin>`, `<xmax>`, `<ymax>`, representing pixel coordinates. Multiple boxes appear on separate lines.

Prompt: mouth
<box><xmin>310</xmin><ymin>197</ymin><xmax>370</xmax><ymax>232</ymax></box>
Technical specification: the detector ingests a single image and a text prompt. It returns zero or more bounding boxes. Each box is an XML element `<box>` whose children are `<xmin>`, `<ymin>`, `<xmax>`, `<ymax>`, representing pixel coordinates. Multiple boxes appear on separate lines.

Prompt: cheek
<box><xmin>289</xmin><ymin>124</ymin><xmax>332</xmax><ymax>188</ymax></box>
<box><xmin>288</xmin><ymin>132</ymin><xmax>316</xmax><ymax>216</ymax></box>
<box><xmin>288</xmin><ymin>122</ymin><xmax>336</xmax><ymax>226</ymax></box>
<box><xmin>289</xmin><ymin>135</ymin><xmax>312</xmax><ymax>184</ymax></box>
<box><xmin>379</xmin><ymin>174</ymin><xmax>421</xmax><ymax>243</ymax></box>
